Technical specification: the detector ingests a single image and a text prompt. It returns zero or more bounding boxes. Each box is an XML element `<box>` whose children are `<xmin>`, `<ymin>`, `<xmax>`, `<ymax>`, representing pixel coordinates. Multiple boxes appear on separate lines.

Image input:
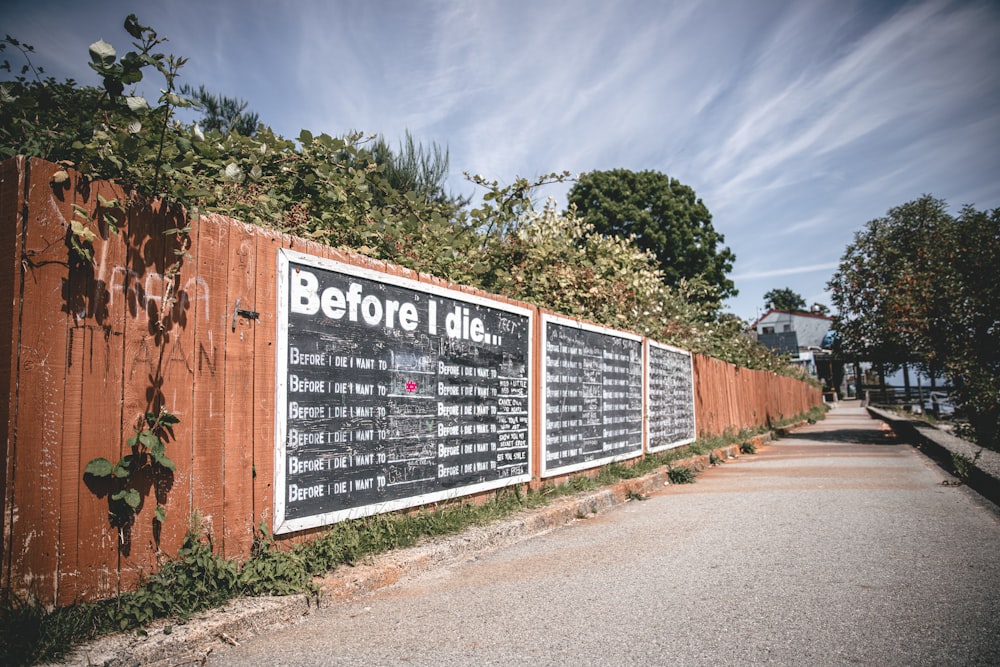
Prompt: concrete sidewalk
<box><xmin>59</xmin><ymin>404</ymin><xmax>1000</xmax><ymax>666</ymax></box>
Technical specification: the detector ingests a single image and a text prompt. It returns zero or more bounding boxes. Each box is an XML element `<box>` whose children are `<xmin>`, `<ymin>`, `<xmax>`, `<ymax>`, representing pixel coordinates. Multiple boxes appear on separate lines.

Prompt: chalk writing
<box><xmin>542</xmin><ymin>317</ymin><xmax>643</xmax><ymax>476</ymax></box>
<box><xmin>275</xmin><ymin>250</ymin><xmax>533</xmax><ymax>534</ymax></box>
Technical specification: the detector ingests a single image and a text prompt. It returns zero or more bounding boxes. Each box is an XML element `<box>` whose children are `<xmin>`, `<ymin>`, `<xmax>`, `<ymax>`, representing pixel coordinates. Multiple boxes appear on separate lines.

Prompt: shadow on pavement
<box><xmin>782</xmin><ymin>426</ymin><xmax>901</xmax><ymax>446</ymax></box>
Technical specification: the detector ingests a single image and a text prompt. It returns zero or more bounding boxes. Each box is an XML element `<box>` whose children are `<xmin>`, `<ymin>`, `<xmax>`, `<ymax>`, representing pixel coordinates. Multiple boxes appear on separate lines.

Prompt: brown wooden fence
<box><xmin>692</xmin><ymin>354</ymin><xmax>817</xmax><ymax>437</ymax></box>
<box><xmin>1</xmin><ymin>157</ymin><xmax>820</xmax><ymax>608</ymax></box>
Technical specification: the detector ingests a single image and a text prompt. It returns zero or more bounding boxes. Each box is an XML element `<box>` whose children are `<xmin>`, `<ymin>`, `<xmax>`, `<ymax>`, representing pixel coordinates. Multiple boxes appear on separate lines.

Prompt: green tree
<box><xmin>366</xmin><ymin>130</ymin><xmax>468</xmax><ymax>213</ymax></box>
<box><xmin>179</xmin><ymin>83</ymin><xmax>259</xmax><ymax>136</ymax></box>
<box><xmin>566</xmin><ymin>169</ymin><xmax>736</xmax><ymax>308</ymax></box>
<box><xmin>763</xmin><ymin>288</ymin><xmax>807</xmax><ymax>312</ymax></box>
<box><xmin>829</xmin><ymin>195</ymin><xmax>1000</xmax><ymax>448</ymax></box>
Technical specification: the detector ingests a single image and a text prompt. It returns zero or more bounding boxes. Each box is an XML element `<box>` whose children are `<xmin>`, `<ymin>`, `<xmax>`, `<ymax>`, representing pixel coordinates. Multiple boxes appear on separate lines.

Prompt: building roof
<box><xmin>748</xmin><ymin>308</ymin><xmax>834</xmax><ymax>331</ymax></box>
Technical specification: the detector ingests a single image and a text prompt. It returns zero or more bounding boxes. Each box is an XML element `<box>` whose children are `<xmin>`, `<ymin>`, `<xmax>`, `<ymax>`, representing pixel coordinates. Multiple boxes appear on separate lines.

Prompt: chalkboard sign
<box><xmin>542</xmin><ymin>315</ymin><xmax>643</xmax><ymax>477</ymax></box>
<box><xmin>645</xmin><ymin>340</ymin><xmax>696</xmax><ymax>452</ymax></box>
<box><xmin>275</xmin><ymin>250</ymin><xmax>532</xmax><ymax>534</ymax></box>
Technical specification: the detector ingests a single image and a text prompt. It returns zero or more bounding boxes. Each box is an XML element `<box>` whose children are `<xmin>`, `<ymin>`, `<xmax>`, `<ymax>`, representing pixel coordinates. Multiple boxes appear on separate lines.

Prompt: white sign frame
<box><xmin>275</xmin><ymin>249</ymin><xmax>534</xmax><ymax>534</ymax></box>
<box><xmin>541</xmin><ymin>313</ymin><xmax>644</xmax><ymax>478</ymax></box>
<box><xmin>644</xmin><ymin>339</ymin><xmax>697</xmax><ymax>453</ymax></box>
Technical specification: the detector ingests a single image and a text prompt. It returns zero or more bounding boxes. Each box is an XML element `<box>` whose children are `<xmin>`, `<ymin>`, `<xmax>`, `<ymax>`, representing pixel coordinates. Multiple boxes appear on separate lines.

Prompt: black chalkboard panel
<box><xmin>542</xmin><ymin>315</ymin><xmax>643</xmax><ymax>477</ymax></box>
<box><xmin>645</xmin><ymin>341</ymin><xmax>696</xmax><ymax>452</ymax></box>
<box><xmin>275</xmin><ymin>250</ymin><xmax>532</xmax><ymax>534</ymax></box>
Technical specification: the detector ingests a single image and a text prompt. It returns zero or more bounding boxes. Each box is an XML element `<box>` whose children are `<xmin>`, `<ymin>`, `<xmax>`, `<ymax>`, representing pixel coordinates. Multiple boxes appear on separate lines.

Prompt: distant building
<box><xmin>749</xmin><ymin>308</ymin><xmax>836</xmax><ymax>386</ymax></box>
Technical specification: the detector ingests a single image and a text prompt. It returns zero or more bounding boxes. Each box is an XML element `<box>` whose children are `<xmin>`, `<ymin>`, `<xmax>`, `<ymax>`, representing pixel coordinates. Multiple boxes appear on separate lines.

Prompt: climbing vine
<box><xmin>2</xmin><ymin>15</ymin><xmax>201</xmax><ymax>543</ymax></box>
<box><xmin>84</xmin><ymin>407</ymin><xmax>178</xmax><ymax>536</ymax></box>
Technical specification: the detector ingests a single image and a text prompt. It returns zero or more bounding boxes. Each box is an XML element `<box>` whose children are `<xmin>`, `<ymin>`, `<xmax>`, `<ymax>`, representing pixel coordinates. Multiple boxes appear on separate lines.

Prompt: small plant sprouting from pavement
<box><xmin>709</xmin><ymin>452</ymin><xmax>722</xmax><ymax>465</ymax></box>
<box><xmin>740</xmin><ymin>441</ymin><xmax>757</xmax><ymax>454</ymax></box>
<box><xmin>950</xmin><ymin>449</ymin><xmax>982</xmax><ymax>480</ymax></box>
<box><xmin>667</xmin><ymin>466</ymin><xmax>696</xmax><ymax>484</ymax></box>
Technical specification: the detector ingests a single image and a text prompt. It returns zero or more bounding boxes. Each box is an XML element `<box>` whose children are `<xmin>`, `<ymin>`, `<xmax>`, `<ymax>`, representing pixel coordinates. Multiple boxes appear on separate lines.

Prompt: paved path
<box><xmin>204</xmin><ymin>405</ymin><xmax>1000</xmax><ymax>666</ymax></box>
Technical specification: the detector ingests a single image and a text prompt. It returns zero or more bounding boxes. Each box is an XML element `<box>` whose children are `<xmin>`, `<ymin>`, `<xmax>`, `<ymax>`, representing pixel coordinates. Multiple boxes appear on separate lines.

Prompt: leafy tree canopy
<box><xmin>763</xmin><ymin>288</ymin><xmax>806</xmax><ymax>312</ymax></box>
<box><xmin>829</xmin><ymin>195</ymin><xmax>1000</xmax><ymax>448</ymax></box>
<box><xmin>566</xmin><ymin>169</ymin><xmax>737</xmax><ymax>309</ymax></box>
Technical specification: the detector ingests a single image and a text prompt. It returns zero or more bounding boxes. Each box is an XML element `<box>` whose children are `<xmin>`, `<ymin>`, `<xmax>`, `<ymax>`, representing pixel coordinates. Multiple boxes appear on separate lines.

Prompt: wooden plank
<box><xmin>0</xmin><ymin>157</ymin><xmax>26</xmax><ymax>593</ymax></box>
<box><xmin>7</xmin><ymin>158</ymin><xmax>75</xmax><ymax>604</ymax></box>
<box><xmin>56</xmin><ymin>178</ymin><xmax>120</xmax><ymax>605</ymax></box>
<box><xmin>251</xmin><ymin>229</ymin><xmax>286</xmax><ymax>537</ymax></box>
<box><xmin>188</xmin><ymin>213</ymin><xmax>229</xmax><ymax>547</ymax></box>
<box><xmin>222</xmin><ymin>216</ymin><xmax>257</xmax><ymax>558</ymax></box>
<box><xmin>59</xmin><ymin>228</ymin><xmax>86</xmax><ymax>606</ymax></box>
<box><xmin>149</xmin><ymin>201</ymin><xmax>196</xmax><ymax>558</ymax></box>
<box><xmin>692</xmin><ymin>355</ymin><xmax>714</xmax><ymax>438</ymax></box>
<box><xmin>117</xmin><ymin>196</ymin><xmax>172</xmax><ymax>589</ymax></box>
<box><xmin>63</xmin><ymin>178</ymin><xmax>130</xmax><ymax>603</ymax></box>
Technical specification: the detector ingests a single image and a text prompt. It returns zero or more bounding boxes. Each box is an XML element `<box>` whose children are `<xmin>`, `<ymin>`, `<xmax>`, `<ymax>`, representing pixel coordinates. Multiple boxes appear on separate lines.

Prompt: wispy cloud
<box><xmin>730</xmin><ymin>262</ymin><xmax>841</xmax><ymax>282</ymax></box>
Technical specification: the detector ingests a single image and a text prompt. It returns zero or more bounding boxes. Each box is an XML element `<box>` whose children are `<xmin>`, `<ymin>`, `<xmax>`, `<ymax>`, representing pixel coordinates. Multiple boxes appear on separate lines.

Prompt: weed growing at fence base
<box><xmin>950</xmin><ymin>449</ymin><xmax>983</xmax><ymax>480</ymax></box>
<box><xmin>667</xmin><ymin>466</ymin><xmax>697</xmax><ymax>484</ymax></box>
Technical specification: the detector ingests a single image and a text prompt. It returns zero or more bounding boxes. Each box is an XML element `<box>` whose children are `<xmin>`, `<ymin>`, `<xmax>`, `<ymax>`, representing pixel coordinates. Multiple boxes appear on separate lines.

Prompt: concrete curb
<box><xmin>55</xmin><ymin>435</ymin><xmax>775</xmax><ymax>667</ymax></box>
<box><xmin>867</xmin><ymin>406</ymin><xmax>1000</xmax><ymax>506</ymax></box>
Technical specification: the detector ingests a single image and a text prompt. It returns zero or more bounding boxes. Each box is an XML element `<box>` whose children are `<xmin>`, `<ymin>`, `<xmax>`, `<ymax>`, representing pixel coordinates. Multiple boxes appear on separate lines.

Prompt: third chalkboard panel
<box><xmin>645</xmin><ymin>340</ymin><xmax>696</xmax><ymax>452</ymax></box>
<box><xmin>542</xmin><ymin>314</ymin><xmax>644</xmax><ymax>477</ymax></box>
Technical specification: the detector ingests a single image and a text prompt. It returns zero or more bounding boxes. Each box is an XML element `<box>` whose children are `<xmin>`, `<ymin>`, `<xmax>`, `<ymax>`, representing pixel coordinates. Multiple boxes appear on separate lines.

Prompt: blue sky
<box><xmin>4</xmin><ymin>0</ymin><xmax>999</xmax><ymax>322</ymax></box>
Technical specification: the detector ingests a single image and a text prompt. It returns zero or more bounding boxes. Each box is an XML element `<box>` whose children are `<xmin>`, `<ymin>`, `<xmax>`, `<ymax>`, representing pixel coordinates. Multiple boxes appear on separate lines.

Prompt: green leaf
<box><xmin>151</xmin><ymin>450</ymin><xmax>176</xmax><ymax>472</ymax></box>
<box><xmin>119</xmin><ymin>58</ymin><xmax>144</xmax><ymax>85</ymax></box>
<box><xmin>123</xmin><ymin>488</ymin><xmax>141</xmax><ymax>509</ymax></box>
<box><xmin>223</xmin><ymin>163</ymin><xmax>243</xmax><ymax>182</ymax></box>
<box><xmin>102</xmin><ymin>212</ymin><xmax>120</xmax><ymax>234</ymax></box>
<box><xmin>138</xmin><ymin>430</ymin><xmax>160</xmax><ymax>450</ymax></box>
<box><xmin>125</xmin><ymin>96</ymin><xmax>149</xmax><ymax>112</ymax></box>
<box><xmin>84</xmin><ymin>457</ymin><xmax>113</xmax><ymax>477</ymax></box>
<box><xmin>154</xmin><ymin>505</ymin><xmax>166</xmax><ymax>523</ymax></box>
<box><xmin>70</xmin><ymin>219</ymin><xmax>97</xmax><ymax>244</ymax></box>
<box><xmin>88</xmin><ymin>39</ymin><xmax>116</xmax><ymax>67</ymax></box>
<box><xmin>124</xmin><ymin>14</ymin><xmax>147</xmax><ymax>39</ymax></box>
<box><xmin>112</xmin><ymin>459</ymin><xmax>132</xmax><ymax>478</ymax></box>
